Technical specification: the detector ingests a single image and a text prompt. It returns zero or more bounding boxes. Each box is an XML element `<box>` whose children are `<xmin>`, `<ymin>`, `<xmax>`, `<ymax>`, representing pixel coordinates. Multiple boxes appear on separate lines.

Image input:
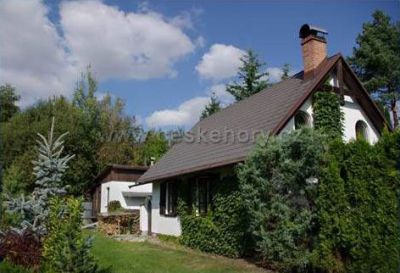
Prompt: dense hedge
<box><xmin>237</xmin><ymin>128</ymin><xmax>327</xmax><ymax>271</ymax></box>
<box><xmin>238</xmin><ymin>128</ymin><xmax>400</xmax><ymax>272</ymax></box>
<box><xmin>178</xmin><ymin>176</ymin><xmax>248</xmax><ymax>258</ymax></box>
<box><xmin>312</xmin><ymin>91</ymin><xmax>344</xmax><ymax>139</ymax></box>
<box><xmin>312</xmin><ymin>138</ymin><xmax>400</xmax><ymax>273</ymax></box>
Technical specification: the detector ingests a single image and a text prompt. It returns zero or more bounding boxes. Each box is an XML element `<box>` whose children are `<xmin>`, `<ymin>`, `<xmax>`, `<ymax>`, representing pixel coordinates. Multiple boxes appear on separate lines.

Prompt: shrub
<box><xmin>0</xmin><ymin>229</ymin><xmax>41</xmax><ymax>270</ymax></box>
<box><xmin>237</xmin><ymin>128</ymin><xmax>327</xmax><ymax>271</ymax></box>
<box><xmin>0</xmin><ymin>261</ymin><xmax>34</xmax><ymax>273</ymax></box>
<box><xmin>42</xmin><ymin>197</ymin><xmax>99</xmax><ymax>273</ymax></box>
<box><xmin>178</xmin><ymin>176</ymin><xmax>248</xmax><ymax>258</ymax></box>
<box><xmin>312</xmin><ymin>139</ymin><xmax>400</xmax><ymax>273</ymax></box>
<box><xmin>107</xmin><ymin>200</ymin><xmax>122</xmax><ymax>212</ymax></box>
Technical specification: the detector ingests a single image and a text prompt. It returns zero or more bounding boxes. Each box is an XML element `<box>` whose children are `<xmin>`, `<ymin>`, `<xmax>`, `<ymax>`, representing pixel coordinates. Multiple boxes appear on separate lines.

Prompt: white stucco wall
<box><xmin>100</xmin><ymin>181</ymin><xmax>152</xmax><ymax>213</ymax></box>
<box><xmin>100</xmin><ymin>181</ymin><xmax>152</xmax><ymax>233</ymax></box>
<box><xmin>341</xmin><ymin>95</ymin><xmax>379</xmax><ymax>143</ymax></box>
<box><xmin>280</xmin><ymin>98</ymin><xmax>314</xmax><ymax>133</ymax></box>
<box><xmin>140</xmin><ymin>205</ymin><xmax>148</xmax><ymax>232</ymax></box>
<box><xmin>280</xmin><ymin>95</ymin><xmax>379</xmax><ymax>144</ymax></box>
<box><xmin>151</xmin><ymin>182</ymin><xmax>181</xmax><ymax>236</ymax></box>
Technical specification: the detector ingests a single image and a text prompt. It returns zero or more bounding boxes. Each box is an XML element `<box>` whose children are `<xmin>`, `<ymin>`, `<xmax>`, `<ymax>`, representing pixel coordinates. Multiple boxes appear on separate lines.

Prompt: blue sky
<box><xmin>0</xmin><ymin>0</ymin><xmax>399</xmax><ymax>129</ymax></box>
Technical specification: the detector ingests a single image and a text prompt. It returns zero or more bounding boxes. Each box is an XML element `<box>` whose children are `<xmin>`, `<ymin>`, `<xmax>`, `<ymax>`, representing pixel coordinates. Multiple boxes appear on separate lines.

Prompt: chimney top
<box><xmin>300</xmin><ymin>24</ymin><xmax>328</xmax><ymax>80</ymax></box>
<box><xmin>299</xmin><ymin>24</ymin><xmax>328</xmax><ymax>40</ymax></box>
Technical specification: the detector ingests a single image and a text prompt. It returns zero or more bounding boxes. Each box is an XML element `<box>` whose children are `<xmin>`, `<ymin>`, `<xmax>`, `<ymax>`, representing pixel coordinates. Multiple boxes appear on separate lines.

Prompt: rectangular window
<box><xmin>196</xmin><ymin>177</ymin><xmax>212</xmax><ymax>215</ymax></box>
<box><xmin>159</xmin><ymin>181</ymin><xmax>177</xmax><ymax>216</ymax></box>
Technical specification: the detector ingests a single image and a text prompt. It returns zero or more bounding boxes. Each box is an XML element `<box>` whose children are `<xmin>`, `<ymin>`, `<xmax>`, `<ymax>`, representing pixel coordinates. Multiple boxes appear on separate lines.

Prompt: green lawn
<box><xmin>91</xmin><ymin>232</ymin><xmax>269</xmax><ymax>273</ymax></box>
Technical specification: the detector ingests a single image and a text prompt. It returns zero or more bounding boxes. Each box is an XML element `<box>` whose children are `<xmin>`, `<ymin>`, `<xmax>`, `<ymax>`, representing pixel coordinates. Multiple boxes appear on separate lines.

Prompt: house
<box><xmin>137</xmin><ymin>24</ymin><xmax>389</xmax><ymax>236</ymax></box>
<box><xmin>90</xmin><ymin>164</ymin><xmax>151</xmax><ymax>233</ymax></box>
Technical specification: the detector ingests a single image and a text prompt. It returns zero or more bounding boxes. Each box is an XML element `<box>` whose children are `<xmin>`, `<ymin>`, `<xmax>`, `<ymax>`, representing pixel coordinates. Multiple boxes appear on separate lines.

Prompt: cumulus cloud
<box><xmin>0</xmin><ymin>0</ymin><xmax>196</xmax><ymax>105</ymax></box>
<box><xmin>60</xmin><ymin>1</ymin><xmax>195</xmax><ymax>81</ymax></box>
<box><xmin>196</xmin><ymin>44</ymin><xmax>245</xmax><ymax>81</ymax></box>
<box><xmin>146</xmin><ymin>96</ymin><xmax>209</xmax><ymax>128</ymax></box>
<box><xmin>0</xmin><ymin>0</ymin><xmax>76</xmax><ymax>106</ymax></box>
<box><xmin>207</xmin><ymin>84</ymin><xmax>234</xmax><ymax>106</ymax></box>
<box><xmin>267</xmin><ymin>67</ymin><xmax>285</xmax><ymax>83</ymax></box>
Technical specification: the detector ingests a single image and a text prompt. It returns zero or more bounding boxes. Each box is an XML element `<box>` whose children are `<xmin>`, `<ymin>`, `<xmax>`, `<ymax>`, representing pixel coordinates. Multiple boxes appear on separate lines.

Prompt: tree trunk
<box><xmin>391</xmin><ymin>100</ymin><xmax>399</xmax><ymax>129</ymax></box>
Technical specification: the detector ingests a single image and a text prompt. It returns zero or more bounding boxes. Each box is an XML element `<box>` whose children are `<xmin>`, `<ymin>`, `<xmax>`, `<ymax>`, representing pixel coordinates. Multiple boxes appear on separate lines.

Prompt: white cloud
<box><xmin>0</xmin><ymin>0</ymin><xmax>197</xmax><ymax>106</ymax></box>
<box><xmin>266</xmin><ymin>67</ymin><xmax>284</xmax><ymax>83</ymax></box>
<box><xmin>60</xmin><ymin>1</ymin><xmax>195</xmax><ymax>81</ymax></box>
<box><xmin>0</xmin><ymin>0</ymin><xmax>76</xmax><ymax>106</ymax></box>
<box><xmin>196</xmin><ymin>44</ymin><xmax>245</xmax><ymax>81</ymax></box>
<box><xmin>207</xmin><ymin>84</ymin><xmax>234</xmax><ymax>106</ymax></box>
<box><xmin>146</xmin><ymin>96</ymin><xmax>209</xmax><ymax>128</ymax></box>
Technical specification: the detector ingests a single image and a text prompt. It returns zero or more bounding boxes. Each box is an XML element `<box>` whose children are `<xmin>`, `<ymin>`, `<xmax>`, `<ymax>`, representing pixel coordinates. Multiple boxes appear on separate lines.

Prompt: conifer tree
<box><xmin>281</xmin><ymin>64</ymin><xmax>291</xmax><ymax>81</ymax></box>
<box><xmin>349</xmin><ymin>10</ymin><xmax>400</xmax><ymax>128</ymax></box>
<box><xmin>226</xmin><ymin>50</ymin><xmax>269</xmax><ymax>101</ymax></box>
<box><xmin>200</xmin><ymin>92</ymin><xmax>221</xmax><ymax>119</ymax></box>
<box><xmin>4</xmin><ymin>118</ymin><xmax>74</xmax><ymax>235</ymax></box>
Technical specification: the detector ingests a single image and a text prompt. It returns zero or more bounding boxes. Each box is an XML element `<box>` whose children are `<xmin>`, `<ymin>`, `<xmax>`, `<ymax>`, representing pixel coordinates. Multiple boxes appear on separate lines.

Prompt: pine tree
<box><xmin>281</xmin><ymin>64</ymin><xmax>291</xmax><ymax>81</ymax></box>
<box><xmin>4</xmin><ymin>118</ymin><xmax>74</xmax><ymax>236</ymax></box>
<box><xmin>226</xmin><ymin>49</ymin><xmax>269</xmax><ymax>101</ymax></box>
<box><xmin>348</xmin><ymin>10</ymin><xmax>400</xmax><ymax>128</ymax></box>
<box><xmin>200</xmin><ymin>92</ymin><xmax>221</xmax><ymax>120</ymax></box>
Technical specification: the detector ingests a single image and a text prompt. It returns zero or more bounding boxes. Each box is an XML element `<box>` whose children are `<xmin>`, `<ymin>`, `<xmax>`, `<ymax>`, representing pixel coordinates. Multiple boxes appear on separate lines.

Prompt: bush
<box><xmin>238</xmin><ymin>128</ymin><xmax>400</xmax><ymax>272</ymax></box>
<box><xmin>312</xmin><ymin>139</ymin><xmax>400</xmax><ymax>273</ymax></box>
<box><xmin>42</xmin><ymin>197</ymin><xmax>99</xmax><ymax>273</ymax></box>
<box><xmin>107</xmin><ymin>200</ymin><xmax>122</xmax><ymax>212</ymax></box>
<box><xmin>0</xmin><ymin>229</ymin><xmax>41</xmax><ymax>270</ymax></box>
<box><xmin>0</xmin><ymin>261</ymin><xmax>34</xmax><ymax>273</ymax></box>
<box><xmin>237</xmin><ymin>128</ymin><xmax>326</xmax><ymax>271</ymax></box>
<box><xmin>179</xmin><ymin>176</ymin><xmax>248</xmax><ymax>258</ymax></box>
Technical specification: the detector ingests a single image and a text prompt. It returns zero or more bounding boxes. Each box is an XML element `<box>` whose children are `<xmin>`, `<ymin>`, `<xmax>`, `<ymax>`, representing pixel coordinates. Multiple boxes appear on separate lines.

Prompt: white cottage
<box><xmin>137</xmin><ymin>24</ymin><xmax>390</xmax><ymax>236</ymax></box>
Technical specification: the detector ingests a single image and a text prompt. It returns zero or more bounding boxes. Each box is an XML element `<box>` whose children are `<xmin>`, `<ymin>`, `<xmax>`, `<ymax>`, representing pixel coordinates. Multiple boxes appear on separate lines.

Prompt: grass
<box><xmin>90</xmin><ymin>232</ymin><xmax>269</xmax><ymax>273</ymax></box>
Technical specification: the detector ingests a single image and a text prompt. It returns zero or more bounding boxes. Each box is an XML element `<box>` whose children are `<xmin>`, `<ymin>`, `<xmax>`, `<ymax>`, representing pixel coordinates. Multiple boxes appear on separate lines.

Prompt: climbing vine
<box><xmin>312</xmin><ymin>91</ymin><xmax>344</xmax><ymax>139</ymax></box>
<box><xmin>177</xmin><ymin>176</ymin><xmax>248</xmax><ymax>258</ymax></box>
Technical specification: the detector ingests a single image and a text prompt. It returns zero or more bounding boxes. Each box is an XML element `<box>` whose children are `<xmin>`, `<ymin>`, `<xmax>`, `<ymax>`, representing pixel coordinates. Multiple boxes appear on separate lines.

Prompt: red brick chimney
<box><xmin>299</xmin><ymin>24</ymin><xmax>328</xmax><ymax>79</ymax></box>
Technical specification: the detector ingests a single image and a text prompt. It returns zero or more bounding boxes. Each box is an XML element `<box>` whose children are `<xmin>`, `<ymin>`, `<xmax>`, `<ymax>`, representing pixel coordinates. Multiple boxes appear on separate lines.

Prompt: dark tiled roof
<box><xmin>138</xmin><ymin>55</ymin><xmax>341</xmax><ymax>183</ymax></box>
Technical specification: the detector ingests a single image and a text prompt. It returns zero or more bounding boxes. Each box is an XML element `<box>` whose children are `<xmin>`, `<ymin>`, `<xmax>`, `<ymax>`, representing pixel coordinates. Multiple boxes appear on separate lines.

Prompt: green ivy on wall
<box><xmin>177</xmin><ymin>176</ymin><xmax>248</xmax><ymax>258</ymax></box>
<box><xmin>312</xmin><ymin>91</ymin><xmax>344</xmax><ymax>139</ymax></box>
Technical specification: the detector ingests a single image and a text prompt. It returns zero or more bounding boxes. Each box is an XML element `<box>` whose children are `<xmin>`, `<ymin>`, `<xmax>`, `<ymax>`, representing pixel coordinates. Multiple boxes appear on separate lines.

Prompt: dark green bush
<box><xmin>0</xmin><ymin>261</ymin><xmax>34</xmax><ymax>273</ymax></box>
<box><xmin>237</xmin><ymin>128</ymin><xmax>327</xmax><ymax>271</ymax></box>
<box><xmin>107</xmin><ymin>200</ymin><xmax>122</xmax><ymax>212</ymax></box>
<box><xmin>312</xmin><ymin>138</ymin><xmax>400</xmax><ymax>273</ymax></box>
<box><xmin>178</xmin><ymin>176</ymin><xmax>248</xmax><ymax>258</ymax></box>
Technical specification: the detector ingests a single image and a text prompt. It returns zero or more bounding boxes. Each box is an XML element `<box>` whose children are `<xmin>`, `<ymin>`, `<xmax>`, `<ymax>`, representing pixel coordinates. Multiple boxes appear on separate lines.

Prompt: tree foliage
<box><xmin>237</xmin><ymin>129</ymin><xmax>326</xmax><ymax>271</ymax></box>
<box><xmin>0</xmin><ymin>84</ymin><xmax>20</xmax><ymax>123</ymax></box>
<box><xmin>281</xmin><ymin>64</ymin><xmax>291</xmax><ymax>81</ymax></box>
<box><xmin>226</xmin><ymin>49</ymin><xmax>269</xmax><ymax>101</ymax></box>
<box><xmin>200</xmin><ymin>92</ymin><xmax>221</xmax><ymax>120</ymax></box>
<box><xmin>4</xmin><ymin>118</ymin><xmax>74</xmax><ymax>236</ymax></box>
<box><xmin>0</xmin><ymin>69</ymin><xmax>149</xmax><ymax>196</ymax></box>
<box><xmin>237</xmin><ymin>127</ymin><xmax>400</xmax><ymax>272</ymax></box>
<box><xmin>312</xmin><ymin>139</ymin><xmax>400</xmax><ymax>273</ymax></box>
<box><xmin>348</xmin><ymin>10</ymin><xmax>400</xmax><ymax>128</ymax></box>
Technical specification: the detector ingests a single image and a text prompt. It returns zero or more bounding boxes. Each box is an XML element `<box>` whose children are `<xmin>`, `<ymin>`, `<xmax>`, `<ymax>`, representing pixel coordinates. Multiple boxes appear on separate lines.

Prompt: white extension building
<box><xmin>90</xmin><ymin>164</ymin><xmax>151</xmax><ymax>233</ymax></box>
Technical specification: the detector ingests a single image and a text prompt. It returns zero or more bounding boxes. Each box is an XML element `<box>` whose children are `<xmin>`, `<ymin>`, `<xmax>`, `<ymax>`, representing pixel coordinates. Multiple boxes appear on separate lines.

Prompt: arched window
<box><xmin>355</xmin><ymin>120</ymin><xmax>368</xmax><ymax>141</ymax></box>
<box><xmin>294</xmin><ymin>111</ymin><xmax>311</xmax><ymax>129</ymax></box>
